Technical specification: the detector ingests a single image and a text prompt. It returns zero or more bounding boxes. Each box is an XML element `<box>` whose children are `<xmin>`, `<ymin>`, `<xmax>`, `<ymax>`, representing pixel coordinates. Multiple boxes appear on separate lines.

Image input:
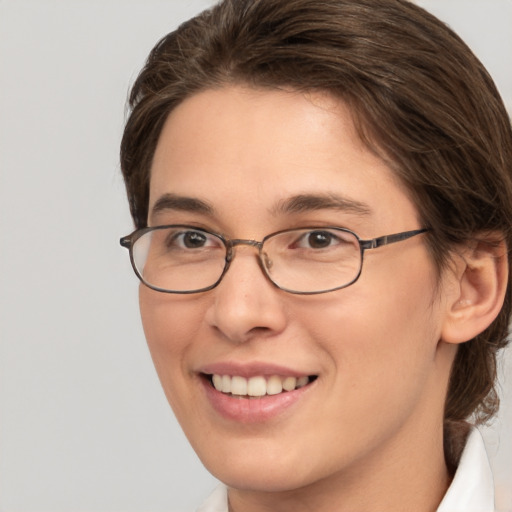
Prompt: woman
<box><xmin>119</xmin><ymin>0</ymin><xmax>512</xmax><ymax>510</ymax></box>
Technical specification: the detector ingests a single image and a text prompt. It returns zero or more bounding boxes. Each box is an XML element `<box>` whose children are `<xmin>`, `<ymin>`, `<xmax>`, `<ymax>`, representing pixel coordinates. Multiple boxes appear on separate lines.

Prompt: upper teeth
<box><xmin>211</xmin><ymin>374</ymin><xmax>310</xmax><ymax>397</ymax></box>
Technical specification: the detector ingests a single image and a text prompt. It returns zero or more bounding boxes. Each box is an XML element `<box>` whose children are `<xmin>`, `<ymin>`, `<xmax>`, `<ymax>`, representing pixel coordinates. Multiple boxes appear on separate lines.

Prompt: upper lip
<box><xmin>198</xmin><ymin>361</ymin><xmax>315</xmax><ymax>378</ymax></box>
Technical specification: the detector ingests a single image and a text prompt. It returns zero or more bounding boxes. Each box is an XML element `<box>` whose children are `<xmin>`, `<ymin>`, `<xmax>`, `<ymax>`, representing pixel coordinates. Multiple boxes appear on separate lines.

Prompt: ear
<box><xmin>441</xmin><ymin>236</ymin><xmax>508</xmax><ymax>344</ymax></box>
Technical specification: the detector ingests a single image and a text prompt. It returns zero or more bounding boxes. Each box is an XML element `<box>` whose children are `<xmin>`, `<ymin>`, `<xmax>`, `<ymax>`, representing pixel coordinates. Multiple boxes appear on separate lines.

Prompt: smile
<box><xmin>209</xmin><ymin>374</ymin><xmax>317</xmax><ymax>397</ymax></box>
<box><xmin>199</xmin><ymin>368</ymin><xmax>318</xmax><ymax>422</ymax></box>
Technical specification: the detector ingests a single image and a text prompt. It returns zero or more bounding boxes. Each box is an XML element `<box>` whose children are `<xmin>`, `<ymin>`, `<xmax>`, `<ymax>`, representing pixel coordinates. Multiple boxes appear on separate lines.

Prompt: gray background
<box><xmin>0</xmin><ymin>1</ymin><xmax>511</xmax><ymax>511</ymax></box>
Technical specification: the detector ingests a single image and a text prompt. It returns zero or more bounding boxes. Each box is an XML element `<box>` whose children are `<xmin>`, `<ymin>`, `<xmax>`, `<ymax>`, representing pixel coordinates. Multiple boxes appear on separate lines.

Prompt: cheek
<box><xmin>138</xmin><ymin>287</ymin><xmax>219</xmax><ymax>432</ymax></box>
<box><xmin>300</xmin><ymin>291</ymin><xmax>437</xmax><ymax>382</ymax></box>
<box><xmin>138</xmin><ymin>287</ymin><xmax>204</xmax><ymax>392</ymax></box>
<box><xmin>297</xmin><ymin>254</ymin><xmax>442</xmax><ymax>411</ymax></box>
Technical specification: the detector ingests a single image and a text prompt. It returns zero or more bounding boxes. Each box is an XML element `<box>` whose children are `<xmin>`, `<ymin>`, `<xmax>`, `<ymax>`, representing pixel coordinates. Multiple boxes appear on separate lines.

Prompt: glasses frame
<box><xmin>120</xmin><ymin>225</ymin><xmax>429</xmax><ymax>295</ymax></box>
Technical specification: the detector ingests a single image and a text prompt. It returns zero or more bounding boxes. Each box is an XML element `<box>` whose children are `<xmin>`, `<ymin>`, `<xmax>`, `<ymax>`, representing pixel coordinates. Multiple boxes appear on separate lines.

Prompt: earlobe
<box><xmin>441</xmin><ymin>237</ymin><xmax>508</xmax><ymax>345</ymax></box>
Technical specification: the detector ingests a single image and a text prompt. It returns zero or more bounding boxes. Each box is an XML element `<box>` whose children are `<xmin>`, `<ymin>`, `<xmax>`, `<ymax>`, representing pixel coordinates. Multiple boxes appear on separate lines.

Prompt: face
<box><xmin>141</xmin><ymin>86</ymin><xmax>455</xmax><ymax>494</ymax></box>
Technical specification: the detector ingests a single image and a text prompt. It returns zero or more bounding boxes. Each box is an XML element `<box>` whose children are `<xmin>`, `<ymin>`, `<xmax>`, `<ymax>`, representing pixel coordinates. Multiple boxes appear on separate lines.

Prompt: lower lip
<box><xmin>201</xmin><ymin>377</ymin><xmax>314</xmax><ymax>423</ymax></box>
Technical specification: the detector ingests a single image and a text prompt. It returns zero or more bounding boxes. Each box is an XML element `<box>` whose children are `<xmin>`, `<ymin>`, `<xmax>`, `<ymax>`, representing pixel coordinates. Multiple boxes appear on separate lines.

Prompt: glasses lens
<box><xmin>263</xmin><ymin>228</ymin><xmax>361</xmax><ymax>293</ymax></box>
<box><xmin>132</xmin><ymin>226</ymin><xmax>227</xmax><ymax>292</ymax></box>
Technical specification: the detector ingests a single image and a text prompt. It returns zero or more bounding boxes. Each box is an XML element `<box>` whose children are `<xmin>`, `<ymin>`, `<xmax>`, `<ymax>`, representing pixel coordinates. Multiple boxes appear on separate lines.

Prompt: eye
<box><xmin>181</xmin><ymin>231</ymin><xmax>208</xmax><ymax>248</ymax></box>
<box><xmin>295</xmin><ymin>230</ymin><xmax>346</xmax><ymax>249</ymax></box>
<box><xmin>165</xmin><ymin>229</ymin><xmax>221</xmax><ymax>250</ymax></box>
<box><xmin>305</xmin><ymin>231</ymin><xmax>334</xmax><ymax>249</ymax></box>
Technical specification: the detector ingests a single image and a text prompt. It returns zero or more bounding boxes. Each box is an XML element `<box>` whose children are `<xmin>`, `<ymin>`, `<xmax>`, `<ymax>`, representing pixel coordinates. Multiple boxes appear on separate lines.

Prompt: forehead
<box><xmin>148</xmin><ymin>86</ymin><xmax>418</xmax><ymax>232</ymax></box>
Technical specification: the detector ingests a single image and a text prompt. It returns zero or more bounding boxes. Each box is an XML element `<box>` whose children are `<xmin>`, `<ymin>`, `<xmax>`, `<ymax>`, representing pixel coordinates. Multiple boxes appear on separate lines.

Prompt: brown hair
<box><xmin>120</xmin><ymin>0</ymin><xmax>512</xmax><ymax>430</ymax></box>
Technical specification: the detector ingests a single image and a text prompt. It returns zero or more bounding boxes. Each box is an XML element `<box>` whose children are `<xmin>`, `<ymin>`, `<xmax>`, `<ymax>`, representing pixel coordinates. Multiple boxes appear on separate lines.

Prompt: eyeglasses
<box><xmin>120</xmin><ymin>225</ymin><xmax>428</xmax><ymax>295</ymax></box>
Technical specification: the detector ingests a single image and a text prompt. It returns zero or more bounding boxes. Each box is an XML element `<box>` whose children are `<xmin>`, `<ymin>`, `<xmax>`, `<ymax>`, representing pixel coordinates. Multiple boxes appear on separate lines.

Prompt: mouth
<box><xmin>203</xmin><ymin>373</ymin><xmax>318</xmax><ymax>398</ymax></box>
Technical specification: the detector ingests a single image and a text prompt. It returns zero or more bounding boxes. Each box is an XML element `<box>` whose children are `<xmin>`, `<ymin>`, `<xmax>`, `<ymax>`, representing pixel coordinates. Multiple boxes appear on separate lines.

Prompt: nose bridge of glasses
<box><xmin>230</xmin><ymin>238</ymin><xmax>262</xmax><ymax>248</ymax></box>
<box><xmin>225</xmin><ymin>238</ymin><xmax>266</xmax><ymax>266</ymax></box>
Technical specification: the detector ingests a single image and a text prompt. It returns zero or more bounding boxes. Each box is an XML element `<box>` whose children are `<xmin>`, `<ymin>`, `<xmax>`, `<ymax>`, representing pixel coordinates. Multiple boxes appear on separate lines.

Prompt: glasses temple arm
<box><xmin>360</xmin><ymin>228</ymin><xmax>429</xmax><ymax>250</ymax></box>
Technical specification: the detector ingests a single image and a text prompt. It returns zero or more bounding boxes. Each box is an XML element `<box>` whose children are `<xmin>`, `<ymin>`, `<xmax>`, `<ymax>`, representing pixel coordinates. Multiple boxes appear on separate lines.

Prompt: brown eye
<box><xmin>306</xmin><ymin>231</ymin><xmax>333</xmax><ymax>249</ymax></box>
<box><xmin>164</xmin><ymin>229</ymin><xmax>220</xmax><ymax>251</ymax></box>
<box><xmin>182</xmin><ymin>231</ymin><xmax>207</xmax><ymax>248</ymax></box>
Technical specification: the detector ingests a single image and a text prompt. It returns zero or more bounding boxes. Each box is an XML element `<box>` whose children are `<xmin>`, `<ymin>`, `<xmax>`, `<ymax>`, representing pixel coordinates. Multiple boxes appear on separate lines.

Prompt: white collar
<box><xmin>197</xmin><ymin>428</ymin><xmax>494</xmax><ymax>512</ymax></box>
<box><xmin>437</xmin><ymin>428</ymin><xmax>495</xmax><ymax>512</ymax></box>
<box><xmin>196</xmin><ymin>483</ymin><xmax>228</xmax><ymax>512</ymax></box>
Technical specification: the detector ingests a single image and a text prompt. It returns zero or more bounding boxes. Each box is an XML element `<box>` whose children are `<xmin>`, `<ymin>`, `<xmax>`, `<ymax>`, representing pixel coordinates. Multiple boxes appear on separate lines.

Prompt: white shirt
<box><xmin>196</xmin><ymin>429</ymin><xmax>494</xmax><ymax>512</ymax></box>
<box><xmin>437</xmin><ymin>428</ymin><xmax>494</xmax><ymax>512</ymax></box>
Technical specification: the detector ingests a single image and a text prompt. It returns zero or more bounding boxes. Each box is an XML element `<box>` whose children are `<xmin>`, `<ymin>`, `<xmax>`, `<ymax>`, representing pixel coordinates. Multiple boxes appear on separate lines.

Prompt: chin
<box><xmin>212</xmin><ymin>466</ymin><xmax>315</xmax><ymax>494</ymax></box>
<box><xmin>194</xmin><ymin>440</ymin><xmax>331</xmax><ymax>494</ymax></box>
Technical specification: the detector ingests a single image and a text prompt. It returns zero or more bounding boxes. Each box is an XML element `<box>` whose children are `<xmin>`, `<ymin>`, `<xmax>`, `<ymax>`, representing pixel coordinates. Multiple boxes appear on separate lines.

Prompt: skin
<box><xmin>140</xmin><ymin>86</ymin><xmax>464</xmax><ymax>512</ymax></box>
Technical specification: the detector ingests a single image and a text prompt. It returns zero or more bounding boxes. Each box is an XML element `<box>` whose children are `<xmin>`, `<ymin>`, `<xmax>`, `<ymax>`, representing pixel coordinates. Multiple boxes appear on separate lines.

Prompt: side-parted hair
<box><xmin>120</xmin><ymin>0</ymin><xmax>512</xmax><ymax>439</ymax></box>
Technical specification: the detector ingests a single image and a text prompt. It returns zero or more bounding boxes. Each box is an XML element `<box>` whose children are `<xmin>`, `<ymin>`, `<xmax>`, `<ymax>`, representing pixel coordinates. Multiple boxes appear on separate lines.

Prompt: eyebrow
<box><xmin>150</xmin><ymin>192</ymin><xmax>372</xmax><ymax>222</ymax></box>
<box><xmin>150</xmin><ymin>193</ymin><xmax>214</xmax><ymax>218</ymax></box>
<box><xmin>272</xmin><ymin>193</ymin><xmax>372</xmax><ymax>217</ymax></box>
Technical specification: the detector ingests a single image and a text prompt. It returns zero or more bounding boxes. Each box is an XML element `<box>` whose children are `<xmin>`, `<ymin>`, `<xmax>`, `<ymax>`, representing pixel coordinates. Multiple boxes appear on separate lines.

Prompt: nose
<box><xmin>205</xmin><ymin>245</ymin><xmax>288</xmax><ymax>344</ymax></box>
